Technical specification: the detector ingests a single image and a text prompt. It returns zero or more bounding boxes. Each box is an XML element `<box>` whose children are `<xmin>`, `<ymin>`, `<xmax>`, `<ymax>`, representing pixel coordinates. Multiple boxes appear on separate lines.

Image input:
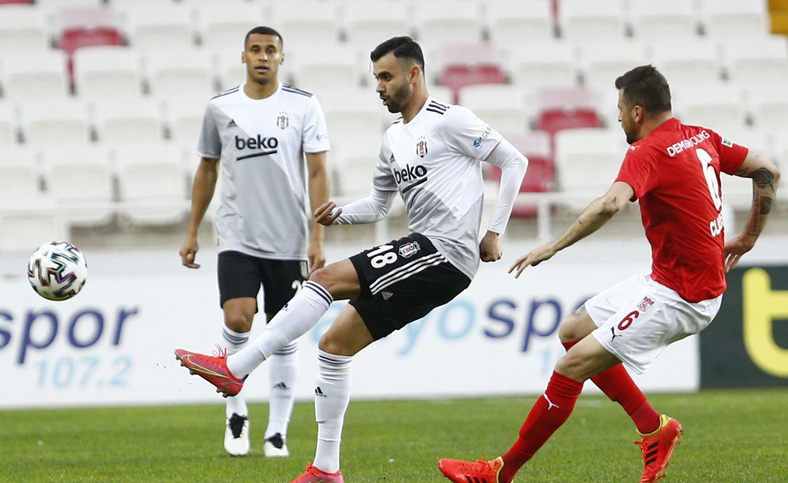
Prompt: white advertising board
<box><xmin>0</xmin><ymin>238</ymin><xmax>705</xmax><ymax>409</ymax></box>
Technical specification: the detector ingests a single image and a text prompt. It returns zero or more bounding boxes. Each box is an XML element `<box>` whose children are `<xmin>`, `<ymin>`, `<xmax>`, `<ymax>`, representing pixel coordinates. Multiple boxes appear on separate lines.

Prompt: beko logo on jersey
<box><xmin>666</xmin><ymin>130</ymin><xmax>710</xmax><ymax>157</ymax></box>
<box><xmin>393</xmin><ymin>164</ymin><xmax>427</xmax><ymax>184</ymax></box>
<box><xmin>235</xmin><ymin>135</ymin><xmax>279</xmax><ymax>151</ymax></box>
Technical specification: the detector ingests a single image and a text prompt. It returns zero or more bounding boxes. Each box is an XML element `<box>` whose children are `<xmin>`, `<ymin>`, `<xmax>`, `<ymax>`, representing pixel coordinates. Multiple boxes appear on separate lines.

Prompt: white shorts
<box><xmin>586</xmin><ymin>268</ymin><xmax>722</xmax><ymax>375</ymax></box>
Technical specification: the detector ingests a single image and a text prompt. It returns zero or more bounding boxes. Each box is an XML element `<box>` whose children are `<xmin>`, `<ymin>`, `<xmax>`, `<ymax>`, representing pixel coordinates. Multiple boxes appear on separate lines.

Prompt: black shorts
<box><xmin>349</xmin><ymin>233</ymin><xmax>471</xmax><ymax>340</ymax></box>
<box><xmin>217</xmin><ymin>251</ymin><xmax>308</xmax><ymax>315</ymax></box>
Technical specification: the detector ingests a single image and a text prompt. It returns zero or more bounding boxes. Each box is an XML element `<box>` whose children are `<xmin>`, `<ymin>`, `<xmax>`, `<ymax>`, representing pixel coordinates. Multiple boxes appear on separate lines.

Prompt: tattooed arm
<box><xmin>724</xmin><ymin>152</ymin><xmax>781</xmax><ymax>271</ymax></box>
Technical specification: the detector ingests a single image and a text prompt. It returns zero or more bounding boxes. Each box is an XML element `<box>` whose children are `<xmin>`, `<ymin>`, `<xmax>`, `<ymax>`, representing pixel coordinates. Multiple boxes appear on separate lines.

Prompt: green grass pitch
<box><xmin>1</xmin><ymin>388</ymin><xmax>786</xmax><ymax>482</ymax></box>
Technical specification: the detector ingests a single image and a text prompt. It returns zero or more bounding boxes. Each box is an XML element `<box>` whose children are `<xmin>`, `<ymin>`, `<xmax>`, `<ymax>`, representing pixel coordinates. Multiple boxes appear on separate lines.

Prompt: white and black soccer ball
<box><xmin>27</xmin><ymin>241</ymin><xmax>88</xmax><ymax>301</ymax></box>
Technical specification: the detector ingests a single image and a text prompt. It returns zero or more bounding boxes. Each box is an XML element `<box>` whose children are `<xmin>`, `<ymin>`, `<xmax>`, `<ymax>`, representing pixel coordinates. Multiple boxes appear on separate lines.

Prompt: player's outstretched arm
<box><xmin>509</xmin><ymin>181</ymin><xmax>633</xmax><ymax>278</ymax></box>
<box><xmin>315</xmin><ymin>201</ymin><xmax>342</xmax><ymax>226</ymax></box>
<box><xmin>724</xmin><ymin>152</ymin><xmax>780</xmax><ymax>272</ymax></box>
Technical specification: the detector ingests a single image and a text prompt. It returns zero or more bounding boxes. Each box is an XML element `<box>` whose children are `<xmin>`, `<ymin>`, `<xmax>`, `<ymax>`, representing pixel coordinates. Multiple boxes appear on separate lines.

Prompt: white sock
<box><xmin>265</xmin><ymin>342</ymin><xmax>298</xmax><ymax>439</ymax></box>
<box><xmin>313</xmin><ymin>350</ymin><xmax>352</xmax><ymax>474</ymax></box>
<box><xmin>221</xmin><ymin>326</ymin><xmax>249</xmax><ymax>419</ymax></box>
<box><xmin>227</xmin><ymin>281</ymin><xmax>332</xmax><ymax>377</ymax></box>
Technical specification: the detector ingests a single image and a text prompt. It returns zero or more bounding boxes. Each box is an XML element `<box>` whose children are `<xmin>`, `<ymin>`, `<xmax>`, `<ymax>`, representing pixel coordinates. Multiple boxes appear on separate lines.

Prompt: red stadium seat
<box><xmin>534</xmin><ymin>86</ymin><xmax>602</xmax><ymax>137</ymax></box>
<box><xmin>53</xmin><ymin>7</ymin><xmax>124</xmax><ymax>84</ymax></box>
<box><xmin>0</xmin><ymin>0</ymin><xmax>33</xmax><ymax>4</ymax></box>
<box><xmin>486</xmin><ymin>130</ymin><xmax>554</xmax><ymax>217</ymax></box>
<box><xmin>435</xmin><ymin>43</ymin><xmax>506</xmax><ymax>103</ymax></box>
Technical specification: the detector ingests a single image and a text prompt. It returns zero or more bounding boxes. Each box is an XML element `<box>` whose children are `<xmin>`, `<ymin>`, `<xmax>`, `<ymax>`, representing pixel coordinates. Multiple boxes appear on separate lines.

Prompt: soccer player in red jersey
<box><xmin>439</xmin><ymin>65</ymin><xmax>780</xmax><ymax>483</ymax></box>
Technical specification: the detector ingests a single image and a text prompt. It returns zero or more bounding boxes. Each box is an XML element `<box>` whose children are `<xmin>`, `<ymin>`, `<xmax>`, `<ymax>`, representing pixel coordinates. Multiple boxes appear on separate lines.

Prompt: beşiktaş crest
<box><xmin>416</xmin><ymin>135</ymin><xmax>428</xmax><ymax>158</ymax></box>
<box><xmin>277</xmin><ymin>111</ymin><xmax>289</xmax><ymax>129</ymax></box>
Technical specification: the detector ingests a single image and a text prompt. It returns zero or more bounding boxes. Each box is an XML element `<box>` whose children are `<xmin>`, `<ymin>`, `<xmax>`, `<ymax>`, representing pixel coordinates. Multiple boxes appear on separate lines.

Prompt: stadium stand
<box><xmin>0</xmin><ymin>0</ymin><xmax>786</xmax><ymax>252</ymax></box>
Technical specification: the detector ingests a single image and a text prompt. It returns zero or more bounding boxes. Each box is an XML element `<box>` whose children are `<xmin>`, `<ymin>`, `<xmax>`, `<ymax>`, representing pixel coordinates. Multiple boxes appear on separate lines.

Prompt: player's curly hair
<box><xmin>370</xmin><ymin>36</ymin><xmax>425</xmax><ymax>72</ymax></box>
<box><xmin>615</xmin><ymin>65</ymin><xmax>671</xmax><ymax>115</ymax></box>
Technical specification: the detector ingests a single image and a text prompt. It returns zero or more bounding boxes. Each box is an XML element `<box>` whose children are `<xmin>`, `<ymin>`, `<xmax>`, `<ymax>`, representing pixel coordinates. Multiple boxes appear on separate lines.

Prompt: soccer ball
<box><xmin>27</xmin><ymin>241</ymin><xmax>88</xmax><ymax>301</ymax></box>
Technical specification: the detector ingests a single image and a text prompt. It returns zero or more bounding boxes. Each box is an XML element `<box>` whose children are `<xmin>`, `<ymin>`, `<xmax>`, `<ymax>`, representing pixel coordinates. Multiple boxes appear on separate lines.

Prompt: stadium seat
<box><xmin>579</xmin><ymin>39</ymin><xmax>649</xmax><ymax>90</ymax></box>
<box><xmin>672</xmin><ymin>83</ymin><xmax>748</xmax><ymax>134</ymax></box>
<box><xmin>322</xmin><ymin>87</ymin><xmax>388</xmax><ymax>172</ymax></box>
<box><xmin>18</xmin><ymin>99</ymin><xmax>92</xmax><ymax>148</ymax></box>
<box><xmin>289</xmin><ymin>43</ymin><xmax>363</xmax><ymax>95</ymax></box>
<box><xmin>721</xmin><ymin>34</ymin><xmax>788</xmax><ymax>88</ymax></box>
<box><xmin>457</xmin><ymin>84</ymin><xmax>528</xmax><ymax>135</ymax></box>
<box><xmin>114</xmin><ymin>143</ymin><xmax>189</xmax><ymax>226</ymax></box>
<box><xmin>142</xmin><ymin>47</ymin><xmax>216</xmax><ymax>99</ymax></box>
<box><xmin>0</xmin><ymin>147</ymin><xmax>42</xmax><ymax>208</ymax></box>
<box><xmin>0</xmin><ymin>213</ymin><xmax>68</xmax><ymax>254</ymax></box>
<box><xmin>649</xmin><ymin>38</ymin><xmax>723</xmax><ymax>88</ymax></box>
<box><xmin>534</xmin><ymin>86</ymin><xmax>602</xmax><ymax>138</ymax></box>
<box><xmin>72</xmin><ymin>45</ymin><xmax>143</xmax><ymax>102</ymax></box>
<box><xmin>164</xmin><ymin>96</ymin><xmax>207</xmax><ymax>144</ymax></box>
<box><xmin>40</xmin><ymin>145</ymin><xmax>115</xmax><ymax>227</ymax></box>
<box><xmin>748</xmin><ymin>88</ymin><xmax>788</xmax><ymax>131</ymax></box>
<box><xmin>53</xmin><ymin>6</ymin><xmax>124</xmax><ymax>77</ymax></box>
<box><xmin>628</xmin><ymin>0</ymin><xmax>699</xmax><ymax>40</ymax></box>
<box><xmin>434</xmin><ymin>43</ymin><xmax>506</xmax><ymax>103</ymax></box>
<box><xmin>507</xmin><ymin>39</ymin><xmax>578</xmax><ymax>96</ymax></box>
<box><xmin>93</xmin><ymin>99</ymin><xmax>165</xmax><ymax>146</ymax></box>
<box><xmin>0</xmin><ymin>0</ymin><xmax>33</xmax><ymax>4</ymax></box>
<box><xmin>270</xmin><ymin>1</ymin><xmax>341</xmax><ymax>53</ymax></box>
<box><xmin>558</xmin><ymin>0</ymin><xmax>628</xmax><ymax>40</ymax></box>
<box><xmin>341</xmin><ymin>2</ymin><xmax>410</xmax><ymax>48</ymax></box>
<box><xmin>192</xmin><ymin>0</ymin><xmax>264</xmax><ymax>58</ymax></box>
<box><xmin>411</xmin><ymin>0</ymin><xmax>484</xmax><ymax>46</ymax></box>
<box><xmin>486</xmin><ymin>129</ymin><xmax>555</xmax><ymax>217</ymax></box>
<box><xmin>699</xmin><ymin>0</ymin><xmax>770</xmax><ymax>38</ymax></box>
<box><xmin>1</xmin><ymin>50</ymin><xmax>71</xmax><ymax>100</ymax></box>
<box><xmin>485</xmin><ymin>0</ymin><xmax>554</xmax><ymax>45</ymax></box>
<box><xmin>0</xmin><ymin>4</ymin><xmax>49</xmax><ymax>53</ymax></box>
<box><xmin>0</xmin><ymin>103</ymin><xmax>17</xmax><ymax>145</ymax></box>
<box><xmin>121</xmin><ymin>3</ymin><xmax>195</xmax><ymax>51</ymax></box>
<box><xmin>553</xmin><ymin>127</ymin><xmax>626</xmax><ymax>211</ymax></box>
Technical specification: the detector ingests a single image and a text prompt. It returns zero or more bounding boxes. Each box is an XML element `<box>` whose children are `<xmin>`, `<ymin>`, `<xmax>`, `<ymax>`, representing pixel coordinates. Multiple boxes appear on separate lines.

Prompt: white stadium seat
<box><xmin>0</xmin><ymin>103</ymin><xmax>17</xmax><ymax>146</ymax></box>
<box><xmin>121</xmin><ymin>3</ymin><xmax>195</xmax><ymax>51</ymax></box>
<box><xmin>628</xmin><ymin>0</ymin><xmax>699</xmax><ymax>40</ymax></box>
<box><xmin>411</xmin><ymin>0</ymin><xmax>485</xmax><ymax>46</ymax></box>
<box><xmin>114</xmin><ymin>143</ymin><xmax>189</xmax><ymax>226</ymax></box>
<box><xmin>554</xmin><ymin>127</ymin><xmax>627</xmax><ymax>210</ymax></box>
<box><xmin>699</xmin><ymin>0</ymin><xmax>770</xmax><ymax>39</ymax></box>
<box><xmin>558</xmin><ymin>0</ymin><xmax>627</xmax><ymax>40</ymax></box>
<box><xmin>579</xmin><ymin>39</ymin><xmax>650</xmax><ymax>90</ymax></box>
<box><xmin>93</xmin><ymin>98</ymin><xmax>165</xmax><ymax>146</ymax></box>
<box><xmin>649</xmin><ymin>38</ymin><xmax>723</xmax><ymax>88</ymax></box>
<box><xmin>142</xmin><ymin>47</ymin><xmax>216</xmax><ymax>100</ymax></box>
<box><xmin>508</xmin><ymin>39</ymin><xmax>578</xmax><ymax>95</ymax></box>
<box><xmin>458</xmin><ymin>84</ymin><xmax>528</xmax><ymax>136</ymax></box>
<box><xmin>672</xmin><ymin>83</ymin><xmax>748</xmax><ymax>134</ymax></box>
<box><xmin>485</xmin><ymin>0</ymin><xmax>554</xmax><ymax>45</ymax></box>
<box><xmin>342</xmin><ymin>2</ymin><xmax>410</xmax><ymax>49</ymax></box>
<box><xmin>0</xmin><ymin>50</ymin><xmax>71</xmax><ymax>101</ymax></box>
<box><xmin>0</xmin><ymin>4</ymin><xmax>50</xmax><ymax>53</ymax></box>
<box><xmin>19</xmin><ymin>99</ymin><xmax>92</xmax><ymax>148</ymax></box>
<box><xmin>72</xmin><ymin>45</ymin><xmax>143</xmax><ymax>102</ymax></box>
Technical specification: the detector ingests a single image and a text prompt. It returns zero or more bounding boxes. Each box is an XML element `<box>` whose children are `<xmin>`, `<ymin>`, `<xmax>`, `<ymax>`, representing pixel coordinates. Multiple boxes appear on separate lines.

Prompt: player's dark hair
<box><xmin>244</xmin><ymin>26</ymin><xmax>283</xmax><ymax>49</ymax></box>
<box><xmin>370</xmin><ymin>36</ymin><xmax>425</xmax><ymax>72</ymax></box>
<box><xmin>615</xmin><ymin>65</ymin><xmax>671</xmax><ymax>116</ymax></box>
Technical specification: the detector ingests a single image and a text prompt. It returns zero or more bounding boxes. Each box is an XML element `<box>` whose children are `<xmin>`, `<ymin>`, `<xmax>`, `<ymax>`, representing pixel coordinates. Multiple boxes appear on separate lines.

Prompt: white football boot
<box><xmin>224</xmin><ymin>413</ymin><xmax>250</xmax><ymax>456</ymax></box>
<box><xmin>263</xmin><ymin>432</ymin><xmax>289</xmax><ymax>457</ymax></box>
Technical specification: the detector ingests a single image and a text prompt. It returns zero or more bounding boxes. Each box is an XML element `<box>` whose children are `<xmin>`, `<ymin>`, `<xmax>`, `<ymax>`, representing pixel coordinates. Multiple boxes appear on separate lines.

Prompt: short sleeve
<box><xmin>197</xmin><ymin>103</ymin><xmax>221</xmax><ymax>159</ymax></box>
<box><xmin>302</xmin><ymin>96</ymin><xmax>331</xmax><ymax>153</ymax></box>
<box><xmin>615</xmin><ymin>145</ymin><xmax>658</xmax><ymax>201</ymax></box>
<box><xmin>441</xmin><ymin>105</ymin><xmax>503</xmax><ymax>160</ymax></box>
<box><xmin>709</xmin><ymin>130</ymin><xmax>749</xmax><ymax>175</ymax></box>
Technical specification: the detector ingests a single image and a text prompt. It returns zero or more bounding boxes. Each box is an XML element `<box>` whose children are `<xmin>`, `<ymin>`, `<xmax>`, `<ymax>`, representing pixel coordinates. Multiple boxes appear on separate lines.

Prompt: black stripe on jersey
<box><xmin>401</xmin><ymin>176</ymin><xmax>428</xmax><ymax>194</ymax></box>
<box><xmin>426</xmin><ymin>100</ymin><xmax>449</xmax><ymax>114</ymax></box>
<box><xmin>237</xmin><ymin>150</ymin><xmax>277</xmax><ymax>160</ymax></box>
<box><xmin>212</xmin><ymin>86</ymin><xmax>240</xmax><ymax>100</ymax></box>
<box><xmin>282</xmin><ymin>84</ymin><xmax>313</xmax><ymax>97</ymax></box>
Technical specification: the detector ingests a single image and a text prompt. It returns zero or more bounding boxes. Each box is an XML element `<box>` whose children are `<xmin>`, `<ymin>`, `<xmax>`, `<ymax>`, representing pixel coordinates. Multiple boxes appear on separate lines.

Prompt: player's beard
<box><xmin>383</xmin><ymin>80</ymin><xmax>412</xmax><ymax>113</ymax></box>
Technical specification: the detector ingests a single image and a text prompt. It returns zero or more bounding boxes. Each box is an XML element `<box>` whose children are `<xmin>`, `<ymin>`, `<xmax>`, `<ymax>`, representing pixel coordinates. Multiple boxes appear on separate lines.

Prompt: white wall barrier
<box><xmin>5</xmin><ymin>234</ymin><xmax>785</xmax><ymax>409</ymax></box>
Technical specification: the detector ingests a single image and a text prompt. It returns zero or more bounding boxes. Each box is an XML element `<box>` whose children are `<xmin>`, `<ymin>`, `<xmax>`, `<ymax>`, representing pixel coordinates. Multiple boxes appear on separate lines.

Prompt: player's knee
<box><xmin>308</xmin><ymin>266</ymin><xmax>332</xmax><ymax>288</ymax></box>
<box><xmin>224</xmin><ymin>312</ymin><xmax>253</xmax><ymax>333</ymax></box>
<box><xmin>317</xmin><ymin>332</ymin><xmax>345</xmax><ymax>356</ymax></box>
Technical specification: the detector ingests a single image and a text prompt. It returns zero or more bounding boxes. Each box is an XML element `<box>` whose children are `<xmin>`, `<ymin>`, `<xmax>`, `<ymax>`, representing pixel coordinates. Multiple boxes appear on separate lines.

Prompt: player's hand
<box><xmin>723</xmin><ymin>234</ymin><xmax>756</xmax><ymax>272</ymax></box>
<box><xmin>315</xmin><ymin>201</ymin><xmax>342</xmax><ymax>226</ymax></box>
<box><xmin>307</xmin><ymin>240</ymin><xmax>326</xmax><ymax>277</ymax></box>
<box><xmin>179</xmin><ymin>237</ymin><xmax>200</xmax><ymax>269</ymax></box>
<box><xmin>508</xmin><ymin>242</ymin><xmax>557</xmax><ymax>278</ymax></box>
<box><xmin>479</xmin><ymin>231</ymin><xmax>502</xmax><ymax>262</ymax></box>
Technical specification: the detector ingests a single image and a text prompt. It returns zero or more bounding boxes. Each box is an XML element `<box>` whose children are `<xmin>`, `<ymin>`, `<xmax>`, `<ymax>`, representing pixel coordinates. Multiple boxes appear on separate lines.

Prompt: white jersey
<box><xmin>373</xmin><ymin>97</ymin><xmax>503</xmax><ymax>279</ymax></box>
<box><xmin>198</xmin><ymin>82</ymin><xmax>330</xmax><ymax>260</ymax></box>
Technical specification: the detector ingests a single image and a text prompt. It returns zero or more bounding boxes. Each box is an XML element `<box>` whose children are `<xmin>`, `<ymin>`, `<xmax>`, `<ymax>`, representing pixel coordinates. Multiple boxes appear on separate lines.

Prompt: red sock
<box><xmin>562</xmin><ymin>340</ymin><xmax>660</xmax><ymax>434</ymax></box>
<box><xmin>500</xmin><ymin>371</ymin><xmax>583</xmax><ymax>483</ymax></box>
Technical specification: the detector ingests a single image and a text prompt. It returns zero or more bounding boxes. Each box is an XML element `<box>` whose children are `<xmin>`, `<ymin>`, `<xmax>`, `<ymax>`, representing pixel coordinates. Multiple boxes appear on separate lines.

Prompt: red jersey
<box><xmin>615</xmin><ymin>118</ymin><xmax>748</xmax><ymax>302</ymax></box>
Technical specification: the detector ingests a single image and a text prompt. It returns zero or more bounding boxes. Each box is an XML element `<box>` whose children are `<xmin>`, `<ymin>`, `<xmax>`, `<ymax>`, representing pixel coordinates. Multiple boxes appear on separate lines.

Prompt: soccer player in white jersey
<box><xmin>178</xmin><ymin>26</ymin><xmax>330</xmax><ymax>458</ymax></box>
<box><xmin>175</xmin><ymin>36</ymin><xmax>528</xmax><ymax>481</ymax></box>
